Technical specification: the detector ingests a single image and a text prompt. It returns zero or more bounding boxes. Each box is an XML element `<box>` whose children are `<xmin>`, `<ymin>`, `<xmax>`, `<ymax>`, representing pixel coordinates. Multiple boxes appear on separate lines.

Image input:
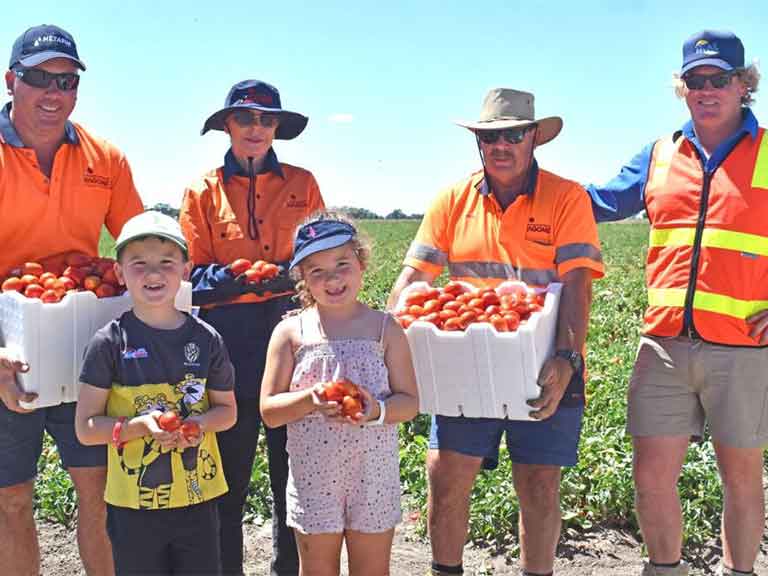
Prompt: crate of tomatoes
<box><xmin>0</xmin><ymin>254</ymin><xmax>192</xmax><ymax>409</ymax></box>
<box><xmin>394</xmin><ymin>280</ymin><xmax>561</xmax><ymax>420</ymax></box>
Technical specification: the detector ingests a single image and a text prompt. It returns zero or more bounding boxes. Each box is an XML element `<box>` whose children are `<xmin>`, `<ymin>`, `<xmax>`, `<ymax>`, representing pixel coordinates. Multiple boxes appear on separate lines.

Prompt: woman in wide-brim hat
<box><xmin>179</xmin><ymin>79</ymin><xmax>324</xmax><ymax>576</ymax></box>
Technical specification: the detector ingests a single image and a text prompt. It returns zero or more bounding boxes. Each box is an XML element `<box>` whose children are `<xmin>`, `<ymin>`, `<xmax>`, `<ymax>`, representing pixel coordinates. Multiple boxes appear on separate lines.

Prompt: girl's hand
<box><xmin>311</xmin><ymin>383</ymin><xmax>343</xmax><ymax>421</ymax></box>
<box><xmin>144</xmin><ymin>411</ymin><xmax>180</xmax><ymax>450</ymax></box>
<box><xmin>354</xmin><ymin>386</ymin><xmax>378</xmax><ymax>424</ymax></box>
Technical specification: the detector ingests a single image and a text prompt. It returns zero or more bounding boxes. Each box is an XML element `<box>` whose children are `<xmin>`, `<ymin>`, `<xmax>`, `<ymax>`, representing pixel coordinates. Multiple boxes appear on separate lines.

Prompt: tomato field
<box><xmin>34</xmin><ymin>219</ymin><xmax>737</xmax><ymax>555</ymax></box>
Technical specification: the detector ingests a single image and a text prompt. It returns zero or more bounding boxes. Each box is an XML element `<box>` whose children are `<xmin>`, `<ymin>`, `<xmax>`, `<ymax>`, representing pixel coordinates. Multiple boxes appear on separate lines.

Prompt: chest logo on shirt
<box><xmin>184</xmin><ymin>342</ymin><xmax>200</xmax><ymax>366</ymax></box>
<box><xmin>123</xmin><ymin>347</ymin><xmax>148</xmax><ymax>359</ymax></box>
<box><xmin>286</xmin><ymin>198</ymin><xmax>308</xmax><ymax>208</ymax></box>
<box><xmin>83</xmin><ymin>168</ymin><xmax>111</xmax><ymax>187</ymax></box>
<box><xmin>526</xmin><ymin>223</ymin><xmax>551</xmax><ymax>234</ymax></box>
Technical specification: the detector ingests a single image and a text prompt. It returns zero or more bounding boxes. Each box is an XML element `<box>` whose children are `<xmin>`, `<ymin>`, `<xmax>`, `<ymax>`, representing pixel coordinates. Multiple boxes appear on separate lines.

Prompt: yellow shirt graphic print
<box><xmin>104</xmin><ymin>378</ymin><xmax>228</xmax><ymax>510</ymax></box>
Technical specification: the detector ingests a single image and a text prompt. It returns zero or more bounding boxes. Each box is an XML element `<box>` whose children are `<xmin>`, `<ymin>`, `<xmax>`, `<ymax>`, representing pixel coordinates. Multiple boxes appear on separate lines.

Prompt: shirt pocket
<box><xmin>211</xmin><ymin>218</ymin><xmax>245</xmax><ymax>241</ymax></box>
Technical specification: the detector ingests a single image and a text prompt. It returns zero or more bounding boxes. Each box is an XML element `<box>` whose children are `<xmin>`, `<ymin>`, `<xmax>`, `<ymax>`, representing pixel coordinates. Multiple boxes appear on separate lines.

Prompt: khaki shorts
<box><xmin>627</xmin><ymin>335</ymin><xmax>768</xmax><ymax>448</ymax></box>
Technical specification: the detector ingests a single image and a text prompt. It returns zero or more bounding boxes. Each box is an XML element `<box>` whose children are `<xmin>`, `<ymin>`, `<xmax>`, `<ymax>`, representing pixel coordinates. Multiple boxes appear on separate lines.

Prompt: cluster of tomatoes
<box><xmin>229</xmin><ymin>258</ymin><xmax>281</xmax><ymax>284</ymax></box>
<box><xmin>1</xmin><ymin>254</ymin><xmax>124</xmax><ymax>303</ymax></box>
<box><xmin>318</xmin><ymin>379</ymin><xmax>364</xmax><ymax>418</ymax></box>
<box><xmin>395</xmin><ymin>281</ymin><xmax>546</xmax><ymax>332</ymax></box>
<box><xmin>157</xmin><ymin>410</ymin><xmax>201</xmax><ymax>440</ymax></box>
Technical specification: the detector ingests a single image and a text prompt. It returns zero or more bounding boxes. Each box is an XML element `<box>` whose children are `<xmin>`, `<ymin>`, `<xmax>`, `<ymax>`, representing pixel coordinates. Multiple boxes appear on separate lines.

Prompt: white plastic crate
<box><xmin>0</xmin><ymin>282</ymin><xmax>192</xmax><ymax>409</ymax></box>
<box><xmin>402</xmin><ymin>283</ymin><xmax>561</xmax><ymax>421</ymax></box>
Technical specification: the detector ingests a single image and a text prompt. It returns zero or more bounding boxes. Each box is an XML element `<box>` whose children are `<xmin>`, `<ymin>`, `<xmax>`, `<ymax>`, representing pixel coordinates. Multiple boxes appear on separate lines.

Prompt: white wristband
<box><xmin>364</xmin><ymin>398</ymin><xmax>386</xmax><ymax>426</ymax></box>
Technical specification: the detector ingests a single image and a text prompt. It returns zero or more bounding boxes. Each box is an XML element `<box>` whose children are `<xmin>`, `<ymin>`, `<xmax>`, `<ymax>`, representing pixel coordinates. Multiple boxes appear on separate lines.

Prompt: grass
<box><xmin>34</xmin><ymin>220</ymin><xmax>735</xmax><ymax>555</ymax></box>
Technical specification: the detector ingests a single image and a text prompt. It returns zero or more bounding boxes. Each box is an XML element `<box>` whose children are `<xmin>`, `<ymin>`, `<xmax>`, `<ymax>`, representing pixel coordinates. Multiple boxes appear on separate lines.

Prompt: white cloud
<box><xmin>328</xmin><ymin>113</ymin><xmax>354</xmax><ymax>124</ymax></box>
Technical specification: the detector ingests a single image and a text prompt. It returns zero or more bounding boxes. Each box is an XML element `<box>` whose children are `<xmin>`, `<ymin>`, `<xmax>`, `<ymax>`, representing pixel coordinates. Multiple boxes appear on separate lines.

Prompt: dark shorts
<box><xmin>429</xmin><ymin>404</ymin><xmax>585</xmax><ymax>469</ymax></box>
<box><xmin>0</xmin><ymin>401</ymin><xmax>105</xmax><ymax>488</ymax></box>
<box><xmin>107</xmin><ymin>500</ymin><xmax>221</xmax><ymax>575</ymax></box>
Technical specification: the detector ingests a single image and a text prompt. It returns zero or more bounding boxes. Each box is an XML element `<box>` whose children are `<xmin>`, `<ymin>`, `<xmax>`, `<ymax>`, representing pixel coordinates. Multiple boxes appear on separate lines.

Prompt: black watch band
<box><xmin>555</xmin><ymin>349</ymin><xmax>582</xmax><ymax>373</ymax></box>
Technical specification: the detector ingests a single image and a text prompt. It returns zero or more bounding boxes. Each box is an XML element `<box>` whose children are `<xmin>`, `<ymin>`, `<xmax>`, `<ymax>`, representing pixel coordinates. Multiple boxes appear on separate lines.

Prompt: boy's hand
<box><xmin>144</xmin><ymin>411</ymin><xmax>180</xmax><ymax>450</ymax></box>
<box><xmin>177</xmin><ymin>419</ymin><xmax>203</xmax><ymax>449</ymax></box>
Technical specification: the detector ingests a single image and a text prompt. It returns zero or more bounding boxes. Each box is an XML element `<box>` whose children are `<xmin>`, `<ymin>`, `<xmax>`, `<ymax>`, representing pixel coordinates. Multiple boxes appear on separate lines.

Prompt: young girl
<box><xmin>260</xmin><ymin>213</ymin><xmax>419</xmax><ymax>576</ymax></box>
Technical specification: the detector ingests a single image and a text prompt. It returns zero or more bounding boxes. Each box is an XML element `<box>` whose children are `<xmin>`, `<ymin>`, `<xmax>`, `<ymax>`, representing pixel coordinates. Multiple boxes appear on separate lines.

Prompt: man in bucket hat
<box><xmin>0</xmin><ymin>24</ymin><xmax>142</xmax><ymax>576</ymax></box>
<box><xmin>587</xmin><ymin>30</ymin><xmax>765</xmax><ymax>576</ymax></box>
<box><xmin>180</xmin><ymin>79</ymin><xmax>324</xmax><ymax>576</ymax></box>
<box><xmin>388</xmin><ymin>88</ymin><xmax>604</xmax><ymax>575</ymax></box>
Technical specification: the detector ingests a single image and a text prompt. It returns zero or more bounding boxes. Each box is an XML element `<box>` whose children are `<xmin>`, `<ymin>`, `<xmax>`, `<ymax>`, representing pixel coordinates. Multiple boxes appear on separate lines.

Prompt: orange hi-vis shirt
<box><xmin>405</xmin><ymin>168</ymin><xmax>604</xmax><ymax>288</ymax></box>
<box><xmin>180</xmin><ymin>153</ymin><xmax>324</xmax><ymax>306</ymax></box>
<box><xmin>0</xmin><ymin>104</ymin><xmax>143</xmax><ymax>277</ymax></box>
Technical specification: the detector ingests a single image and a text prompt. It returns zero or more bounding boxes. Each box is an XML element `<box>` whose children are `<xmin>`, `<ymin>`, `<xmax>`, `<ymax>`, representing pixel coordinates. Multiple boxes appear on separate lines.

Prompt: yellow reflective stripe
<box><xmin>701</xmin><ymin>228</ymin><xmax>768</xmax><ymax>257</ymax></box>
<box><xmin>648</xmin><ymin>228</ymin><xmax>695</xmax><ymax>247</ymax></box>
<box><xmin>693</xmin><ymin>291</ymin><xmax>768</xmax><ymax>320</ymax></box>
<box><xmin>648</xmin><ymin>288</ymin><xmax>768</xmax><ymax>319</ymax></box>
<box><xmin>649</xmin><ymin>227</ymin><xmax>768</xmax><ymax>256</ymax></box>
<box><xmin>752</xmin><ymin>131</ymin><xmax>768</xmax><ymax>189</ymax></box>
<box><xmin>647</xmin><ymin>287</ymin><xmax>687</xmax><ymax>307</ymax></box>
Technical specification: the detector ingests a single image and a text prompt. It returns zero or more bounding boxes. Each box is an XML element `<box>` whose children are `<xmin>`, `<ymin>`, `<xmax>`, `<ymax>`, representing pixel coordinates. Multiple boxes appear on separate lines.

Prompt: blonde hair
<box><xmin>673</xmin><ymin>62</ymin><xmax>761</xmax><ymax>106</ymax></box>
<box><xmin>290</xmin><ymin>211</ymin><xmax>372</xmax><ymax>309</ymax></box>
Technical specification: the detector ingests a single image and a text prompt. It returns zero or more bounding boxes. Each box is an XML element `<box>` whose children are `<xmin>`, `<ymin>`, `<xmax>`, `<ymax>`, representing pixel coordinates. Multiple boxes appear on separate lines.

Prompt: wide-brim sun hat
<box><xmin>201</xmin><ymin>79</ymin><xmax>308</xmax><ymax>140</ymax></box>
<box><xmin>456</xmin><ymin>88</ymin><xmax>562</xmax><ymax>146</ymax></box>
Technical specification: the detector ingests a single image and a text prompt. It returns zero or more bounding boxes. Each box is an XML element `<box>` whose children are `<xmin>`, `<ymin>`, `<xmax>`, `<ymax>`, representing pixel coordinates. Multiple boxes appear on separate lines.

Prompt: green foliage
<box><xmin>35</xmin><ymin>220</ymin><xmax>731</xmax><ymax>554</ymax></box>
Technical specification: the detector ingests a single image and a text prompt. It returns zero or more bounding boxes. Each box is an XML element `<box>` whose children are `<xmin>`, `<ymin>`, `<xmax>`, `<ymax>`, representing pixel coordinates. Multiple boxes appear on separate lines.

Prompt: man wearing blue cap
<box><xmin>587</xmin><ymin>30</ymin><xmax>765</xmax><ymax>576</ymax></box>
<box><xmin>0</xmin><ymin>24</ymin><xmax>143</xmax><ymax>576</ymax></box>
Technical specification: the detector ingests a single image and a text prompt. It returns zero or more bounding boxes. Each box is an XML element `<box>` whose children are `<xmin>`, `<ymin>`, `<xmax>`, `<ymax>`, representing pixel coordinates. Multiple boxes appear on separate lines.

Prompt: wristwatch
<box><xmin>555</xmin><ymin>349</ymin><xmax>583</xmax><ymax>374</ymax></box>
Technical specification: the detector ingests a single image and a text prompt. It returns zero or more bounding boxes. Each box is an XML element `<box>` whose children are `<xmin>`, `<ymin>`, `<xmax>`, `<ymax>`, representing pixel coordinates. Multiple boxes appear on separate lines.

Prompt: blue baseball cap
<box><xmin>9</xmin><ymin>24</ymin><xmax>86</xmax><ymax>71</ymax></box>
<box><xmin>290</xmin><ymin>220</ymin><xmax>357</xmax><ymax>269</ymax></box>
<box><xmin>201</xmin><ymin>79</ymin><xmax>308</xmax><ymax>140</ymax></box>
<box><xmin>681</xmin><ymin>30</ymin><xmax>744</xmax><ymax>75</ymax></box>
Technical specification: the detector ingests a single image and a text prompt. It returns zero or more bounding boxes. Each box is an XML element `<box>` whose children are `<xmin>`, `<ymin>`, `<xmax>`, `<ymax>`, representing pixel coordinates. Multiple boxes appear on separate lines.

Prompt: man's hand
<box><xmin>528</xmin><ymin>356</ymin><xmax>573</xmax><ymax>420</ymax></box>
<box><xmin>0</xmin><ymin>349</ymin><xmax>35</xmax><ymax>413</ymax></box>
<box><xmin>747</xmin><ymin>309</ymin><xmax>768</xmax><ymax>344</ymax></box>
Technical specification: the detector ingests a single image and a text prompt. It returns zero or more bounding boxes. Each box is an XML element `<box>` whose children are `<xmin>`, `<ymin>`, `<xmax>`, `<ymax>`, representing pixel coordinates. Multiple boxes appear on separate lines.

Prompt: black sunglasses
<box><xmin>15</xmin><ymin>67</ymin><xmax>80</xmax><ymax>91</ymax></box>
<box><xmin>682</xmin><ymin>70</ymin><xmax>736</xmax><ymax>91</ymax></box>
<box><xmin>477</xmin><ymin>125</ymin><xmax>535</xmax><ymax>145</ymax></box>
<box><xmin>230</xmin><ymin>110</ymin><xmax>280</xmax><ymax>128</ymax></box>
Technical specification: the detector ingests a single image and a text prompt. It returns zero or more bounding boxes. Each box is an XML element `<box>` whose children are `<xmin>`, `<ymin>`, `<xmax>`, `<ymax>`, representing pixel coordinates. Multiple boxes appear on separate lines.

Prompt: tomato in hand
<box><xmin>341</xmin><ymin>395</ymin><xmax>363</xmax><ymax>419</ymax></box>
<box><xmin>157</xmin><ymin>411</ymin><xmax>182</xmax><ymax>432</ymax></box>
<box><xmin>230</xmin><ymin>258</ymin><xmax>252</xmax><ymax>276</ymax></box>
<box><xmin>180</xmin><ymin>420</ymin><xmax>201</xmax><ymax>440</ymax></box>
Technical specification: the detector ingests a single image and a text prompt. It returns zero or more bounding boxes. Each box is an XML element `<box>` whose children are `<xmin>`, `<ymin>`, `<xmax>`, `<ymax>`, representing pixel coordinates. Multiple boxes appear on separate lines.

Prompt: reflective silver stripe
<box><xmin>555</xmin><ymin>243</ymin><xmax>603</xmax><ymax>264</ymax></box>
<box><xmin>448</xmin><ymin>261</ymin><xmax>559</xmax><ymax>285</ymax></box>
<box><xmin>406</xmin><ymin>242</ymin><xmax>448</xmax><ymax>265</ymax></box>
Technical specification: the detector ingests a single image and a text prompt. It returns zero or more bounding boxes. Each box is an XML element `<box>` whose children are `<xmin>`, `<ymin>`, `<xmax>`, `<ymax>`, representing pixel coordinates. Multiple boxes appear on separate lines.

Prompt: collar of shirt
<box><xmin>681</xmin><ymin>108</ymin><xmax>758</xmax><ymax>173</ymax></box>
<box><xmin>0</xmin><ymin>102</ymin><xmax>79</xmax><ymax>147</ymax></box>
<box><xmin>477</xmin><ymin>159</ymin><xmax>540</xmax><ymax>198</ymax></box>
<box><xmin>222</xmin><ymin>147</ymin><xmax>285</xmax><ymax>182</ymax></box>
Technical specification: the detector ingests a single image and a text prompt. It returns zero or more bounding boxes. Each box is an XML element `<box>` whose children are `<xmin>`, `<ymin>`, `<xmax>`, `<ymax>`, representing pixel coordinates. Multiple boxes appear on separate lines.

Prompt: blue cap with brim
<box><xmin>9</xmin><ymin>25</ymin><xmax>86</xmax><ymax>70</ymax></box>
<box><xmin>681</xmin><ymin>30</ymin><xmax>744</xmax><ymax>75</ymax></box>
<box><xmin>290</xmin><ymin>220</ymin><xmax>356</xmax><ymax>269</ymax></box>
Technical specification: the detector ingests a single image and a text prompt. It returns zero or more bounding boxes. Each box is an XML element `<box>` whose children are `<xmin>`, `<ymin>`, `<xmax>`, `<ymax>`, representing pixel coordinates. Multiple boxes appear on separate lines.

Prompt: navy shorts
<box><xmin>429</xmin><ymin>404</ymin><xmax>585</xmax><ymax>469</ymax></box>
<box><xmin>0</xmin><ymin>401</ymin><xmax>106</xmax><ymax>487</ymax></box>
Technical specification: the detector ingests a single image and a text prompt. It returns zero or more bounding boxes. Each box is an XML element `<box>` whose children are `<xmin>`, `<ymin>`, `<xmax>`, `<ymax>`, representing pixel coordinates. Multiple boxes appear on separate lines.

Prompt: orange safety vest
<box><xmin>643</xmin><ymin>128</ymin><xmax>768</xmax><ymax>346</ymax></box>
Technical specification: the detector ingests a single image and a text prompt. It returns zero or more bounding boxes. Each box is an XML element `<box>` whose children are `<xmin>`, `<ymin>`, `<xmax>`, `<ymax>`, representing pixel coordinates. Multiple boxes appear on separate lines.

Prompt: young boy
<box><xmin>75</xmin><ymin>211</ymin><xmax>237</xmax><ymax>575</ymax></box>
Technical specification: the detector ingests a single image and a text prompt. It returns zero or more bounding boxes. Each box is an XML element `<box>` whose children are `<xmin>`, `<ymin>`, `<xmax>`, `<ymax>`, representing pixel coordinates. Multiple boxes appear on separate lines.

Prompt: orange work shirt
<box><xmin>405</xmin><ymin>168</ymin><xmax>604</xmax><ymax>287</ymax></box>
<box><xmin>180</xmin><ymin>151</ymin><xmax>324</xmax><ymax>305</ymax></box>
<box><xmin>0</xmin><ymin>104</ymin><xmax>143</xmax><ymax>276</ymax></box>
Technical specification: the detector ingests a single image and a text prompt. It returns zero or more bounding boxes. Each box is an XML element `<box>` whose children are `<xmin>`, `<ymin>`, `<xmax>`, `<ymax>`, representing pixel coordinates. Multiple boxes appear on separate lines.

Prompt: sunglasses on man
<box><xmin>230</xmin><ymin>109</ymin><xmax>280</xmax><ymax>128</ymax></box>
<box><xmin>477</xmin><ymin>125</ymin><xmax>535</xmax><ymax>145</ymax></box>
<box><xmin>682</xmin><ymin>70</ymin><xmax>736</xmax><ymax>91</ymax></box>
<box><xmin>15</xmin><ymin>67</ymin><xmax>80</xmax><ymax>91</ymax></box>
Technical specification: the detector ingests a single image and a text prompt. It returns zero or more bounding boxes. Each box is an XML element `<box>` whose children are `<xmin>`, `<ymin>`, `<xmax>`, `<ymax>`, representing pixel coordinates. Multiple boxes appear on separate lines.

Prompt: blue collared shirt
<box><xmin>221</xmin><ymin>147</ymin><xmax>284</xmax><ymax>182</ymax></box>
<box><xmin>0</xmin><ymin>102</ymin><xmax>79</xmax><ymax>147</ymax></box>
<box><xmin>587</xmin><ymin>108</ymin><xmax>760</xmax><ymax>222</ymax></box>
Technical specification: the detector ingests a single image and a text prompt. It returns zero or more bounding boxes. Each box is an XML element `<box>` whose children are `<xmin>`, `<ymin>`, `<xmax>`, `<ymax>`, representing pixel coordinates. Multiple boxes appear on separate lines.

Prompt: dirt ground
<box><xmin>37</xmin><ymin>512</ymin><xmax>768</xmax><ymax>575</ymax></box>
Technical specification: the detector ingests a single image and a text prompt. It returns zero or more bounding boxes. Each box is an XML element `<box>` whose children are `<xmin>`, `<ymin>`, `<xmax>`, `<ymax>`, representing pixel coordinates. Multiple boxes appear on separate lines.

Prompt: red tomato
<box><xmin>38</xmin><ymin>272</ymin><xmax>57</xmax><ymax>285</ymax></box>
<box><xmin>20</xmin><ymin>274</ymin><xmax>38</xmax><ymax>286</ymax></box>
<box><xmin>21</xmin><ymin>262</ymin><xmax>44</xmax><ymax>277</ymax></box>
<box><xmin>421</xmin><ymin>312</ymin><xmax>442</xmax><ymax>327</ymax></box>
<box><xmin>468</xmin><ymin>298</ymin><xmax>484</xmax><ymax>310</ymax></box>
<box><xmin>442</xmin><ymin>317</ymin><xmax>463</xmax><ymax>331</ymax></box>
<box><xmin>341</xmin><ymin>395</ymin><xmax>363</xmax><ymax>419</ymax></box>
<box><xmin>83</xmin><ymin>275</ymin><xmax>102</xmax><ymax>292</ymax></box>
<box><xmin>408</xmin><ymin>304</ymin><xmax>426</xmax><ymax>317</ymax></box>
<box><xmin>443</xmin><ymin>300</ymin><xmax>462</xmax><ymax>313</ymax></box>
<box><xmin>397</xmin><ymin>314</ymin><xmax>416</xmax><ymax>329</ymax></box>
<box><xmin>320</xmin><ymin>379</ymin><xmax>360</xmax><ymax>403</ymax></box>
<box><xmin>456</xmin><ymin>293</ymin><xmax>473</xmax><ymax>305</ymax></box>
<box><xmin>423</xmin><ymin>299</ymin><xmax>441</xmax><ymax>314</ymax></box>
<box><xmin>40</xmin><ymin>290</ymin><xmax>60</xmax><ymax>304</ymax></box>
<box><xmin>261</xmin><ymin>263</ymin><xmax>279</xmax><ymax>279</ymax></box>
<box><xmin>503</xmin><ymin>311</ymin><xmax>521</xmax><ymax>331</ymax></box>
<box><xmin>157</xmin><ymin>411</ymin><xmax>182</xmax><ymax>432</ymax></box>
<box><xmin>180</xmin><ymin>421</ymin><xmax>201</xmax><ymax>440</ymax></box>
<box><xmin>437</xmin><ymin>292</ymin><xmax>454</xmax><ymax>306</ymax></box>
<box><xmin>485</xmin><ymin>305</ymin><xmax>501</xmax><ymax>316</ymax></box>
<box><xmin>229</xmin><ymin>258</ymin><xmax>252</xmax><ymax>276</ymax></box>
<box><xmin>95</xmin><ymin>283</ymin><xmax>117</xmax><ymax>298</ymax></box>
<box><xmin>63</xmin><ymin>266</ymin><xmax>88</xmax><ymax>286</ymax></box>
<box><xmin>476</xmin><ymin>314</ymin><xmax>489</xmax><ymax>323</ymax></box>
<box><xmin>101</xmin><ymin>268</ymin><xmax>119</xmax><ymax>286</ymax></box>
<box><xmin>443</xmin><ymin>281</ymin><xmax>468</xmax><ymax>296</ymax></box>
<box><xmin>244</xmin><ymin>268</ymin><xmax>263</xmax><ymax>283</ymax></box>
<box><xmin>481</xmin><ymin>291</ymin><xmax>500</xmax><ymax>307</ymax></box>
<box><xmin>24</xmin><ymin>283</ymin><xmax>44</xmax><ymax>299</ymax></box>
<box><xmin>58</xmin><ymin>276</ymin><xmax>77</xmax><ymax>291</ymax></box>
<box><xmin>51</xmin><ymin>279</ymin><xmax>68</xmax><ymax>298</ymax></box>
<box><xmin>1</xmin><ymin>277</ymin><xmax>23</xmax><ymax>292</ymax></box>
<box><xmin>491</xmin><ymin>316</ymin><xmax>508</xmax><ymax>332</ymax></box>
<box><xmin>404</xmin><ymin>290</ymin><xmax>428</xmax><ymax>307</ymax></box>
<box><xmin>459</xmin><ymin>310</ymin><xmax>477</xmax><ymax>328</ymax></box>
<box><xmin>438</xmin><ymin>309</ymin><xmax>458</xmax><ymax>321</ymax></box>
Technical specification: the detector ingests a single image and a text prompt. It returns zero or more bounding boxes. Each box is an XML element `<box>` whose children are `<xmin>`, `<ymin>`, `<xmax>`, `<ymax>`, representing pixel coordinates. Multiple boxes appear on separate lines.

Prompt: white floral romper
<box><xmin>285</xmin><ymin>310</ymin><xmax>402</xmax><ymax>534</ymax></box>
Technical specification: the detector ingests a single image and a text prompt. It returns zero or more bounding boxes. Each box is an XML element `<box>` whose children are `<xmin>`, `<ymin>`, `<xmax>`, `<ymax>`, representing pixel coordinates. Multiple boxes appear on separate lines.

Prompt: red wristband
<box><xmin>111</xmin><ymin>417</ymin><xmax>127</xmax><ymax>449</ymax></box>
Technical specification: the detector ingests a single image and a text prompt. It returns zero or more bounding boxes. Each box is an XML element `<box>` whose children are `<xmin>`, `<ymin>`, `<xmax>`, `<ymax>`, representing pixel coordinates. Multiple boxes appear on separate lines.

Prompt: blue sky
<box><xmin>3</xmin><ymin>1</ymin><xmax>767</xmax><ymax>215</ymax></box>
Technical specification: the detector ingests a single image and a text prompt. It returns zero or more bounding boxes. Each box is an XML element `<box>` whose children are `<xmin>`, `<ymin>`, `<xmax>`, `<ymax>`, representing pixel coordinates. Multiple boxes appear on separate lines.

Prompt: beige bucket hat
<box><xmin>456</xmin><ymin>88</ymin><xmax>563</xmax><ymax>146</ymax></box>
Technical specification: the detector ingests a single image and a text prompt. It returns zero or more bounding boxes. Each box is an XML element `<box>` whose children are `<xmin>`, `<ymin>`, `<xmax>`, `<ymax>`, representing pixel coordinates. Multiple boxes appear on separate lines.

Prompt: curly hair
<box><xmin>673</xmin><ymin>62</ymin><xmax>761</xmax><ymax>106</ymax></box>
<box><xmin>289</xmin><ymin>211</ymin><xmax>372</xmax><ymax>309</ymax></box>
